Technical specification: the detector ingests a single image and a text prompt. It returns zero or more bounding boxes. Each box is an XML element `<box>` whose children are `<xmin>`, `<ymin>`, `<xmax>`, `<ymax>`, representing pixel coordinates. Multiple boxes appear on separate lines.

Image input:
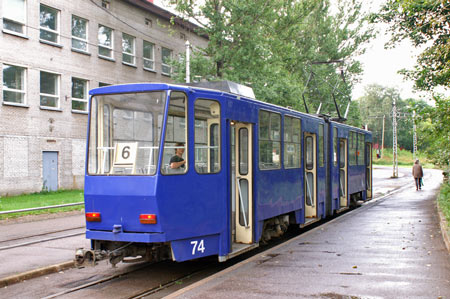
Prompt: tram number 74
<box><xmin>190</xmin><ymin>240</ymin><xmax>205</xmax><ymax>255</ymax></box>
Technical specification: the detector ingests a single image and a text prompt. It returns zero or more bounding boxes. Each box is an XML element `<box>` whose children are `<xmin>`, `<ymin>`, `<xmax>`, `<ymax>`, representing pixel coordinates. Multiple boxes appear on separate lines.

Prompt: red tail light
<box><xmin>86</xmin><ymin>212</ymin><xmax>101</xmax><ymax>222</ymax></box>
<box><xmin>140</xmin><ymin>214</ymin><xmax>157</xmax><ymax>224</ymax></box>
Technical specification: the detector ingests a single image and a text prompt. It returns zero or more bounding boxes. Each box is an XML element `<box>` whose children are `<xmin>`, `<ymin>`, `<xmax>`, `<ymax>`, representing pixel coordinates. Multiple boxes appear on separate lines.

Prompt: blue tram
<box><xmin>75</xmin><ymin>81</ymin><xmax>372</xmax><ymax>266</ymax></box>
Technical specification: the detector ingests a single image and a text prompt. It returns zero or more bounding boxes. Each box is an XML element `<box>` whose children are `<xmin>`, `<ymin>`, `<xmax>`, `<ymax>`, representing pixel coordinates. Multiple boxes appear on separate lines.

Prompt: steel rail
<box><xmin>0</xmin><ymin>202</ymin><xmax>84</xmax><ymax>215</ymax></box>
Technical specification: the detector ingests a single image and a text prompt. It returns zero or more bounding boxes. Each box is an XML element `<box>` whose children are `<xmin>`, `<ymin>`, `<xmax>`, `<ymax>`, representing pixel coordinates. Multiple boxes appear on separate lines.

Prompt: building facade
<box><xmin>0</xmin><ymin>0</ymin><xmax>208</xmax><ymax>195</ymax></box>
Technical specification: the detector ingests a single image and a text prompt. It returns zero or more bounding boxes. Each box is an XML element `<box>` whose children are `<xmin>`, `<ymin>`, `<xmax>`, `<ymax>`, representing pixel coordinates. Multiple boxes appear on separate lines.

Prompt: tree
<box><xmin>168</xmin><ymin>0</ymin><xmax>373</xmax><ymax>119</ymax></box>
<box><xmin>372</xmin><ymin>0</ymin><xmax>450</xmax><ymax>91</ymax></box>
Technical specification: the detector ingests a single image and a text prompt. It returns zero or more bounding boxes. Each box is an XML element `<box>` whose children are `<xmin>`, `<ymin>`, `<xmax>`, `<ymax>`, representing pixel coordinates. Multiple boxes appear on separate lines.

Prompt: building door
<box><xmin>43</xmin><ymin>151</ymin><xmax>58</xmax><ymax>191</ymax></box>
<box><xmin>339</xmin><ymin>139</ymin><xmax>348</xmax><ymax>207</ymax></box>
<box><xmin>233</xmin><ymin>122</ymin><xmax>253</xmax><ymax>244</ymax></box>
<box><xmin>304</xmin><ymin>132</ymin><xmax>317</xmax><ymax>219</ymax></box>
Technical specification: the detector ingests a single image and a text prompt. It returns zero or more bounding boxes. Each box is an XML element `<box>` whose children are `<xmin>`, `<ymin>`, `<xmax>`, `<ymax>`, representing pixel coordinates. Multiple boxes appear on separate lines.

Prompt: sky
<box><xmin>154</xmin><ymin>0</ymin><xmax>448</xmax><ymax>101</ymax></box>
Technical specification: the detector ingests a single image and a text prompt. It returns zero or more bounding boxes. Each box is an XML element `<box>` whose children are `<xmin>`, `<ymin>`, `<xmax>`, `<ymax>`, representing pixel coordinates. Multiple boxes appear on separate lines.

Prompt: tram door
<box><xmin>304</xmin><ymin>133</ymin><xmax>317</xmax><ymax>219</ymax></box>
<box><xmin>339</xmin><ymin>139</ymin><xmax>348</xmax><ymax>207</ymax></box>
<box><xmin>231</xmin><ymin>122</ymin><xmax>253</xmax><ymax>244</ymax></box>
<box><xmin>366</xmin><ymin>143</ymin><xmax>372</xmax><ymax>199</ymax></box>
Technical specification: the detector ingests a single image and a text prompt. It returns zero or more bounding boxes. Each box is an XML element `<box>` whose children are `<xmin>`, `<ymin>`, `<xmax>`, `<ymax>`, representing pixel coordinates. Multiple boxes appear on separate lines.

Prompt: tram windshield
<box><xmin>87</xmin><ymin>91</ymin><xmax>166</xmax><ymax>175</ymax></box>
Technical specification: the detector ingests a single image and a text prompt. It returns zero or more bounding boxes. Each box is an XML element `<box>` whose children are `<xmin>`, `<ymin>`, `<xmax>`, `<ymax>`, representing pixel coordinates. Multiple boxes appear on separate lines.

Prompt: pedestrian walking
<box><xmin>412</xmin><ymin>159</ymin><xmax>424</xmax><ymax>191</ymax></box>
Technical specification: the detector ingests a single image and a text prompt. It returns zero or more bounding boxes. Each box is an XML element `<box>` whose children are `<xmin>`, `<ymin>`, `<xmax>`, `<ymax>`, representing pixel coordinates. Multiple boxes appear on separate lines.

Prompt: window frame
<box><xmin>2</xmin><ymin>0</ymin><xmax>27</xmax><ymax>36</ymax></box>
<box><xmin>39</xmin><ymin>70</ymin><xmax>60</xmax><ymax>109</ymax></box>
<box><xmin>71</xmin><ymin>15</ymin><xmax>89</xmax><ymax>53</ymax></box>
<box><xmin>143</xmin><ymin>40</ymin><xmax>155</xmax><ymax>71</ymax></box>
<box><xmin>161</xmin><ymin>47</ymin><xmax>172</xmax><ymax>76</ymax></box>
<box><xmin>194</xmin><ymin>98</ymin><xmax>221</xmax><ymax>175</ymax></box>
<box><xmin>2</xmin><ymin>63</ymin><xmax>27</xmax><ymax>106</ymax></box>
<box><xmin>122</xmin><ymin>33</ymin><xmax>136</xmax><ymax>66</ymax></box>
<box><xmin>258</xmin><ymin>109</ymin><xmax>281</xmax><ymax>170</ymax></box>
<box><xmin>39</xmin><ymin>4</ymin><xmax>60</xmax><ymax>45</ymax></box>
<box><xmin>98</xmin><ymin>24</ymin><xmax>114</xmax><ymax>60</ymax></box>
<box><xmin>283</xmin><ymin>115</ymin><xmax>301</xmax><ymax>169</ymax></box>
<box><xmin>71</xmin><ymin>77</ymin><xmax>89</xmax><ymax>113</ymax></box>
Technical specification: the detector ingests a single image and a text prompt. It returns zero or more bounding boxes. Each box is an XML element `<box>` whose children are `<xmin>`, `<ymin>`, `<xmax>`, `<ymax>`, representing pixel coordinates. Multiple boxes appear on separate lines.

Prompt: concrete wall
<box><xmin>0</xmin><ymin>0</ymin><xmax>208</xmax><ymax>196</ymax></box>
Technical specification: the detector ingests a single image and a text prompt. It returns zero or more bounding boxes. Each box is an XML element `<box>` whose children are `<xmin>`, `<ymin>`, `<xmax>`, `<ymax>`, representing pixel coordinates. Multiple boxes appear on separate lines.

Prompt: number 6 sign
<box><xmin>114</xmin><ymin>142</ymin><xmax>138</xmax><ymax>167</ymax></box>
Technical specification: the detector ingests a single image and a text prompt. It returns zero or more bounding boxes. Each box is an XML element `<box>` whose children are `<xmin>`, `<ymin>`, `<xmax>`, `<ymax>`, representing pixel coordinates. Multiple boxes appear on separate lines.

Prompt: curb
<box><xmin>437</xmin><ymin>202</ymin><xmax>450</xmax><ymax>254</ymax></box>
<box><xmin>0</xmin><ymin>261</ymin><xmax>74</xmax><ymax>288</ymax></box>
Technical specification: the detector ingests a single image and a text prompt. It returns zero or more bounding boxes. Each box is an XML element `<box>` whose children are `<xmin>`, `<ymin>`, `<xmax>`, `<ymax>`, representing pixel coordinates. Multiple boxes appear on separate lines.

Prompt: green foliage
<box><xmin>438</xmin><ymin>182</ymin><xmax>450</xmax><ymax>226</ymax></box>
<box><xmin>372</xmin><ymin>0</ymin><xmax>450</xmax><ymax>91</ymax></box>
<box><xmin>168</xmin><ymin>0</ymin><xmax>373</xmax><ymax>119</ymax></box>
<box><xmin>358</xmin><ymin>84</ymin><xmax>417</xmax><ymax>150</ymax></box>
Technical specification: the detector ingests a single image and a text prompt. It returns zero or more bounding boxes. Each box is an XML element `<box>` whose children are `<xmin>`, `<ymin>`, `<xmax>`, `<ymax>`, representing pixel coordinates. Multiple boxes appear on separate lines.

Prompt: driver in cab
<box><xmin>170</xmin><ymin>142</ymin><xmax>186</xmax><ymax>169</ymax></box>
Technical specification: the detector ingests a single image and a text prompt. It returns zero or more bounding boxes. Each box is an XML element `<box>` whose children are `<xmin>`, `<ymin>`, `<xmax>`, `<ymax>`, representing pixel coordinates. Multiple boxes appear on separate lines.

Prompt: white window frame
<box><xmin>2</xmin><ymin>0</ymin><xmax>27</xmax><ymax>36</ymax></box>
<box><xmin>2</xmin><ymin>63</ymin><xmax>27</xmax><ymax>106</ymax></box>
<box><xmin>39</xmin><ymin>70</ymin><xmax>60</xmax><ymax>109</ymax></box>
<box><xmin>71</xmin><ymin>15</ymin><xmax>89</xmax><ymax>53</ymax></box>
<box><xmin>39</xmin><ymin>4</ymin><xmax>60</xmax><ymax>45</ymax></box>
<box><xmin>143</xmin><ymin>40</ymin><xmax>155</xmax><ymax>71</ymax></box>
<box><xmin>161</xmin><ymin>47</ymin><xmax>172</xmax><ymax>76</ymax></box>
<box><xmin>71</xmin><ymin>77</ymin><xmax>89</xmax><ymax>113</ymax></box>
<box><xmin>122</xmin><ymin>33</ymin><xmax>136</xmax><ymax>66</ymax></box>
<box><xmin>98</xmin><ymin>24</ymin><xmax>114</xmax><ymax>59</ymax></box>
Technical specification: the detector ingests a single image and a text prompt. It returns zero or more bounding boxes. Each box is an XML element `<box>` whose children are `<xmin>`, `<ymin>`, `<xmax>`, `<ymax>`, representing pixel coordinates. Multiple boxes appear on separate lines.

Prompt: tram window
<box><xmin>87</xmin><ymin>91</ymin><xmax>166</xmax><ymax>175</ymax></box>
<box><xmin>366</xmin><ymin>143</ymin><xmax>371</xmax><ymax>166</ymax></box>
<box><xmin>161</xmin><ymin>91</ymin><xmax>188</xmax><ymax>175</ymax></box>
<box><xmin>358</xmin><ymin>133</ymin><xmax>365</xmax><ymax>165</ymax></box>
<box><xmin>239</xmin><ymin>128</ymin><xmax>249</xmax><ymax>175</ymax></box>
<box><xmin>319</xmin><ymin>124</ymin><xmax>324</xmax><ymax>167</ymax></box>
<box><xmin>349</xmin><ymin>131</ymin><xmax>356</xmax><ymax>166</ymax></box>
<box><xmin>284</xmin><ymin>116</ymin><xmax>301</xmax><ymax>169</ymax></box>
<box><xmin>194</xmin><ymin>99</ymin><xmax>221</xmax><ymax>174</ymax></box>
<box><xmin>305</xmin><ymin>136</ymin><xmax>314</xmax><ymax>170</ymax></box>
<box><xmin>333</xmin><ymin>128</ymin><xmax>338</xmax><ymax>166</ymax></box>
<box><xmin>259</xmin><ymin>110</ymin><xmax>281</xmax><ymax>170</ymax></box>
<box><xmin>339</xmin><ymin>140</ymin><xmax>345</xmax><ymax>168</ymax></box>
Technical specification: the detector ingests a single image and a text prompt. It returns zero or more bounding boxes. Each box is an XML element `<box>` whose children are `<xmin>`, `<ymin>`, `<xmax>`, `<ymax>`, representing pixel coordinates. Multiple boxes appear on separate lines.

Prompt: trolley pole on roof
<box><xmin>185</xmin><ymin>40</ymin><xmax>190</xmax><ymax>83</ymax></box>
<box><xmin>392</xmin><ymin>99</ymin><xmax>398</xmax><ymax>178</ymax></box>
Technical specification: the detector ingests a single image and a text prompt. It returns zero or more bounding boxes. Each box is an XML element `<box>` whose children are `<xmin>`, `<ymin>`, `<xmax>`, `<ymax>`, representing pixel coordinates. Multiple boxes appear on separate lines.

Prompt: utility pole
<box><xmin>381</xmin><ymin>115</ymin><xmax>385</xmax><ymax>158</ymax></box>
<box><xmin>392</xmin><ymin>99</ymin><xmax>398</xmax><ymax>178</ymax></box>
<box><xmin>413</xmin><ymin>110</ymin><xmax>417</xmax><ymax>160</ymax></box>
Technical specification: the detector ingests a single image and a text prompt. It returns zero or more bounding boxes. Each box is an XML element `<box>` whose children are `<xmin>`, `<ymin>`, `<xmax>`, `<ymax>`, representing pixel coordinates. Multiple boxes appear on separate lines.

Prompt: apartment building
<box><xmin>0</xmin><ymin>0</ymin><xmax>208</xmax><ymax>195</ymax></box>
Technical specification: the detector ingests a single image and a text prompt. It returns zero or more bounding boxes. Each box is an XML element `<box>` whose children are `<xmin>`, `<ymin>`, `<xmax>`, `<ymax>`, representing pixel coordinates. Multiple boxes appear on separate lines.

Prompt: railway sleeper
<box><xmin>75</xmin><ymin>241</ymin><xmax>171</xmax><ymax>268</ymax></box>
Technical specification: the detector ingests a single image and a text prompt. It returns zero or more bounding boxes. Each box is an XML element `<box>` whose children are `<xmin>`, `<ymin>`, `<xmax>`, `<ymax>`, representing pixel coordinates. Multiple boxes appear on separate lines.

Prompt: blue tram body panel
<box><xmin>82</xmin><ymin>82</ymin><xmax>372</xmax><ymax>264</ymax></box>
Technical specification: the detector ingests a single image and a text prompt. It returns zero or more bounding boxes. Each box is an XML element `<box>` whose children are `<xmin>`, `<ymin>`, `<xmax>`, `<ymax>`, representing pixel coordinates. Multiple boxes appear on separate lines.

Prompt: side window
<box><xmin>333</xmin><ymin>127</ymin><xmax>338</xmax><ymax>166</ymax></box>
<box><xmin>259</xmin><ymin>110</ymin><xmax>281</xmax><ymax>169</ymax></box>
<box><xmin>319</xmin><ymin>124</ymin><xmax>324</xmax><ymax>167</ymax></box>
<box><xmin>349</xmin><ymin>131</ymin><xmax>357</xmax><ymax>166</ymax></box>
<box><xmin>358</xmin><ymin>133</ymin><xmax>365</xmax><ymax>165</ymax></box>
<box><xmin>161</xmin><ymin>92</ymin><xmax>187</xmax><ymax>174</ymax></box>
<box><xmin>284</xmin><ymin>116</ymin><xmax>301</xmax><ymax>168</ymax></box>
<box><xmin>194</xmin><ymin>99</ymin><xmax>221</xmax><ymax>174</ymax></box>
<box><xmin>305</xmin><ymin>136</ymin><xmax>314</xmax><ymax>170</ymax></box>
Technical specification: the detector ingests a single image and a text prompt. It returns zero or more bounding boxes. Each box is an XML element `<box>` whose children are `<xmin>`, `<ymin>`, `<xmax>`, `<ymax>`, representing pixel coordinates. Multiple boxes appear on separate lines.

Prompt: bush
<box><xmin>438</xmin><ymin>183</ymin><xmax>450</xmax><ymax>226</ymax></box>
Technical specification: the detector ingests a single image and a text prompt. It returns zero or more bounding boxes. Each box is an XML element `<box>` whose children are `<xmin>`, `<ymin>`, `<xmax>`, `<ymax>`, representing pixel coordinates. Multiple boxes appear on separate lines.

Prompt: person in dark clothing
<box><xmin>412</xmin><ymin>159</ymin><xmax>424</xmax><ymax>191</ymax></box>
<box><xmin>170</xmin><ymin>142</ymin><xmax>186</xmax><ymax>169</ymax></box>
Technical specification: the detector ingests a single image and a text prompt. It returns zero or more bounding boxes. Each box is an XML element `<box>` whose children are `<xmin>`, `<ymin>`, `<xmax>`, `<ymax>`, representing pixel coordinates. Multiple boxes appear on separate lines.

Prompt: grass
<box><xmin>438</xmin><ymin>183</ymin><xmax>450</xmax><ymax>228</ymax></box>
<box><xmin>0</xmin><ymin>190</ymin><xmax>84</xmax><ymax>220</ymax></box>
<box><xmin>373</xmin><ymin>148</ymin><xmax>434</xmax><ymax>168</ymax></box>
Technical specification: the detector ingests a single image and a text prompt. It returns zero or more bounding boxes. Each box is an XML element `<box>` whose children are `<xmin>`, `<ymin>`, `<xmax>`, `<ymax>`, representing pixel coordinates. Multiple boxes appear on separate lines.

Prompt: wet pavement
<box><xmin>170</xmin><ymin>168</ymin><xmax>450</xmax><ymax>298</ymax></box>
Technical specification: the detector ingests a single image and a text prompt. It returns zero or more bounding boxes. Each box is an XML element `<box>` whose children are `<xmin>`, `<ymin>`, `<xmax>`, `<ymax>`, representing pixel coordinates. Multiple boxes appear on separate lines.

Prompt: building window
<box><xmin>101</xmin><ymin>0</ymin><xmax>110</xmax><ymax>9</ymax></box>
<box><xmin>2</xmin><ymin>64</ymin><xmax>26</xmax><ymax>104</ymax></box>
<box><xmin>3</xmin><ymin>0</ymin><xmax>26</xmax><ymax>35</ymax></box>
<box><xmin>145</xmin><ymin>18</ymin><xmax>152</xmax><ymax>27</ymax></box>
<box><xmin>161</xmin><ymin>47</ymin><xmax>172</xmax><ymax>75</ymax></box>
<box><xmin>72</xmin><ymin>78</ymin><xmax>88</xmax><ymax>112</ymax></box>
<box><xmin>259</xmin><ymin>110</ymin><xmax>281</xmax><ymax>170</ymax></box>
<box><xmin>284</xmin><ymin>116</ymin><xmax>301</xmax><ymax>169</ymax></box>
<box><xmin>39</xmin><ymin>4</ymin><xmax>59</xmax><ymax>44</ymax></box>
<box><xmin>143</xmin><ymin>41</ymin><xmax>155</xmax><ymax>71</ymax></box>
<box><xmin>122</xmin><ymin>33</ymin><xmax>135</xmax><ymax>65</ymax></box>
<box><xmin>40</xmin><ymin>71</ymin><xmax>59</xmax><ymax>108</ymax></box>
<box><xmin>98</xmin><ymin>25</ymin><xmax>113</xmax><ymax>59</ymax></box>
<box><xmin>72</xmin><ymin>15</ymin><xmax>88</xmax><ymax>52</ymax></box>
